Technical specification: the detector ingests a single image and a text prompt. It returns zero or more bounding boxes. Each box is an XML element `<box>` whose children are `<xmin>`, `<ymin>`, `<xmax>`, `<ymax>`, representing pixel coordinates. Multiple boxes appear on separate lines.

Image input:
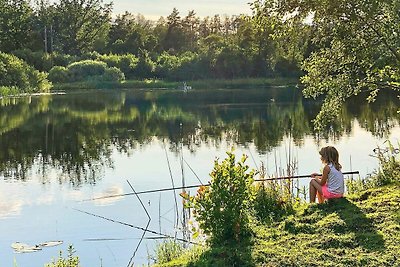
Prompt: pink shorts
<box><xmin>322</xmin><ymin>185</ymin><xmax>343</xmax><ymax>199</ymax></box>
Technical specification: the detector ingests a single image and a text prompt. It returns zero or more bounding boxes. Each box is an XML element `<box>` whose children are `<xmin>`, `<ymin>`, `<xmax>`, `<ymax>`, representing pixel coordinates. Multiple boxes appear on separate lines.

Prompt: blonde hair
<box><xmin>319</xmin><ymin>146</ymin><xmax>342</xmax><ymax>170</ymax></box>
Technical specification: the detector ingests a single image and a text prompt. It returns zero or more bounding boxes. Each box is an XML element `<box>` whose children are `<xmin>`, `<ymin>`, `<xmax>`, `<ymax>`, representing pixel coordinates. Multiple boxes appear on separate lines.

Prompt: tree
<box><xmin>256</xmin><ymin>0</ymin><xmax>400</xmax><ymax>129</ymax></box>
<box><xmin>51</xmin><ymin>0</ymin><xmax>112</xmax><ymax>55</ymax></box>
<box><xmin>0</xmin><ymin>0</ymin><xmax>34</xmax><ymax>52</ymax></box>
<box><xmin>107</xmin><ymin>12</ymin><xmax>156</xmax><ymax>55</ymax></box>
<box><xmin>182</xmin><ymin>10</ymin><xmax>200</xmax><ymax>51</ymax></box>
<box><xmin>163</xmin><ymin>8</ymin><xmax>185</xmax><ymax>53</ymax></box>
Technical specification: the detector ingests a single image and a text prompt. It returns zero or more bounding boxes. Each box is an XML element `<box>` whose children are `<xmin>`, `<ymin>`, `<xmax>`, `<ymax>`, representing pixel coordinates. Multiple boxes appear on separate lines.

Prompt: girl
<box><xmin>309</xmin><ymin>146</ymin><xmax>344</xmax><ymax>203</ymax></box>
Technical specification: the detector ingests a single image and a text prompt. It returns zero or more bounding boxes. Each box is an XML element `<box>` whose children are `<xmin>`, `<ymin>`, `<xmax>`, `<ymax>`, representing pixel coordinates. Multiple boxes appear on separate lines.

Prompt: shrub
<box><xmin>153</xmin><ymin>239</ymin><xmax>184</xmax><ymax>264</ymax></box>
<box><xmin>183</xmin><ymin>151</ymin><xmax>256</xmax><ymax>245</ymax></box>
<box><xmin>68</xmin><ymin>60</ymin><xmax>108</xmax><ymax>81</ymax></box>
<box><xmin>98</xmin><ymin>54</ymin><xmax>138</xmax><ymax>79</ymax></box>
<box><xmin>103</xmin><ymin>66</ymin><xmax>125</xmax><ymax>81</ymax></box>
<box><xmin>48</xmin><ymin>66</ymin><xmax>69</xmax><ymax>83</ymax></box>
<box><xmin>133</xmin><ymin>51</ymin><xmax>155</xmax><ymax>79</ymax></box>
<box><xmin>253</xmin><ymin>181</ymin><xmax>295</xmax><ymax>223</ymax></box>
<box><xmin>347</xmin><ymin>141</ymin><xmax>400</xmax><ymax>193</ymax></box>
<box><xmin>45</xmin><ymin>245</ymin><xmax>80</xmax><ymax>267</ymax></box>
<box><xmin>0</xmin><ymin>86</ymin><xmax>19</xmax><ymax>96</ymax></box>
<box><xmin>155</xmin><ymin>52</ymin><xmax>180</xmax><ymax>79</ymax></box>
<box><xmin>48</xmin><ymin>59</ymin><xmax>125</xmax><ymax>83</ymax></box>
<box><xmin>12</xmin><ymin>49</ymin><xmax>77</xmax><ymax>71</ymax></box>
<box><xmin>0</xmin><ymin>52</ymin><xmax>51</xmax><ymax>94</ymax></box>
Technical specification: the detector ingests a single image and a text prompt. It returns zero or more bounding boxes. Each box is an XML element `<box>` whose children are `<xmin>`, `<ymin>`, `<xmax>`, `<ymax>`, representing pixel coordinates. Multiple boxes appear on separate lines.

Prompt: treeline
<box><xmin>0</xmin><ymin>0</ymin><xmax>310</xmax><ymax>84</ymax></box>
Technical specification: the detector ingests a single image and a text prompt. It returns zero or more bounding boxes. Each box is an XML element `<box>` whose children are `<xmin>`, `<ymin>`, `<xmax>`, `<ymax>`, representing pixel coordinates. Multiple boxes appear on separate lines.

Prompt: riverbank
<box><xmin>155</xmin><ymin>184</ymin><xmax>400</xmax><ymax>266</ymax></box>
<box><xmin>51</xmin><ymin>77</ymin><xmax>299</xmax><ymax>91</ymax></box>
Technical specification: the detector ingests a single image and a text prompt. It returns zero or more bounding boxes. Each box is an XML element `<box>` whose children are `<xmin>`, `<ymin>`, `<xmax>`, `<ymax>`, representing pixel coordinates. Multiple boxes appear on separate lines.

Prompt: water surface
<box><xmin>0</xmin><ymin>86</ymin><xmax>399</xmax><ymax>266</ymax></box>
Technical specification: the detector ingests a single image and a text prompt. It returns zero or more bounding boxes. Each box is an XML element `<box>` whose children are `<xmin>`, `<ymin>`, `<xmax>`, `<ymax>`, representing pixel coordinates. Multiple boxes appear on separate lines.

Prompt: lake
<box><xmin>0</xmin><ymin>85</ymin><xmax>399</xmax><ymax>266</ymax></box>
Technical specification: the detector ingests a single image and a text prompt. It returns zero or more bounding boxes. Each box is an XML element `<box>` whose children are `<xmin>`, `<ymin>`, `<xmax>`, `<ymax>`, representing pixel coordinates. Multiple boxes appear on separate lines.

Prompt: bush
<box><xmin>45</xmin><ymin>245</ymin><xmax>80</xmax><ymax>267</ymax></box>
<box><xmin>103</xmin><ymin>66</ymin><xmax>125</xmax><ymax>81</ymax></box>
<box><xmin>153</xmin><ymin>240</ymin><xmax>184</xmax><ymax>264</ymax></box>
<box><xmin>182</xmin><ymin>151</ymin><xmax>256</xmax><ymax>245</ymax></box>
<box><xmin>12</xmin><ymin>49</ymin><xmax>77</xmax><ymax>71</ymax></box>
<box><xmin>48</xmin><ymin>59</ymin><xmax>125</xmax><ymax>83</ymax></box>
<box><xmin>155</xmin><ymin>52</ymin><xmax>180</xmax><ymax>79</ymax></box>
<box><xmin>98</xmin><ymin>54</ymin><xmax>138</xmax><ymax>79</ymax></box>
<box><xmin>155</xmin><ymin>52</ymin><xmax>205</xmax><ymax>81</ymax></box>
<box><xmin>347</xmin><ymin>141</ymin><xmax>400</xmax><ymax>193</ymax></box>
<box><xmin>133</xmin><ymin>51</ymin><xmax>155</xmax><ymax>79</ymax></box>
<box><xmin>0</xmin><ymin>52</ymin><xmax>51</xmax><ymax>94</ymax></box>
<box><xmin>68</xmin><ymin>60</ymin><xmax>108</xmax><ymax>81</ymax></box>
<box><xmin>253</xmin><ymin>181</ymin><xmax>295</xmax><ymax>223</ymax></box>
<box><xmin>48</xmin><ymin>66</ymin><xmax>69</xmax><ymax>83</ymax></box>
<box><xmin>0</xmin><ymin>86</ymin><xmax>19</xmax><ymax>96</ymax></box>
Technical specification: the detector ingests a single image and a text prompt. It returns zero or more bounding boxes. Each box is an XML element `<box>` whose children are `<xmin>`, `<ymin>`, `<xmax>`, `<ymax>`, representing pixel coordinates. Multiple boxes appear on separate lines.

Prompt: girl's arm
<box><xmin>318</xmin><ymin>165</ymin><xmax>330</xmax><ymax>186</ymax></box>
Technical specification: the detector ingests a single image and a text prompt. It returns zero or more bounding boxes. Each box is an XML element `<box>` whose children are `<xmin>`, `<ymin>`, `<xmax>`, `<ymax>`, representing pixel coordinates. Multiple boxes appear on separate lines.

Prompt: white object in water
<box><xmin>11</xmin><ymin>242</ymin><xmax>42</xmax><ymax>253</ymax></box>
<box><xmin>182</xmin><ymin>82</ymin><xmax>192</xmax><ymax>92</ymax></box>
<box><xmin>11</xmin><ymin>240</ymin><xmax>63</xmax><ymax>253</ymax></box>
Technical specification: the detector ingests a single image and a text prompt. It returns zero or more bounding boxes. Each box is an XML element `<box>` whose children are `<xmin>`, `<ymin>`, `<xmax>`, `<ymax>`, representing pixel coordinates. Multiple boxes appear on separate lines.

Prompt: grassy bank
<box><xmin>156</xmin><ymin>184</ymin><xmax>400</xmax><ymax>266</ymax></box>
<box><xmin>51</xmin><ymin>77</ymin><xmax>299</xmax><ymax>91</ymax></box>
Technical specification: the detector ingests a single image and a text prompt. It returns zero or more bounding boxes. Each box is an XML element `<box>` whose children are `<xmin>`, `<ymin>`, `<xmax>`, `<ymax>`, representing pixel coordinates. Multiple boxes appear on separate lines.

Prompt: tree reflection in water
<box><xmin>0</xmin><ymin>87</ymin><xmax>398</xmax><ymax>185</ymax></box>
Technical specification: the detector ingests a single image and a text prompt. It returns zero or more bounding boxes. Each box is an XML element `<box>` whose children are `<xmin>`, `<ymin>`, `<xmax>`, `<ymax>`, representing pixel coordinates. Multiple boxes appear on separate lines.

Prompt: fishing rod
<box><xmin>254</xmin><ymin>171</ymin><xmax>359</xmax><ymax>182</ymax></box>
<box><xmin>81</xmin><ymin>171</ymin><xmax>359</xmax><ymax>202</ymax></box>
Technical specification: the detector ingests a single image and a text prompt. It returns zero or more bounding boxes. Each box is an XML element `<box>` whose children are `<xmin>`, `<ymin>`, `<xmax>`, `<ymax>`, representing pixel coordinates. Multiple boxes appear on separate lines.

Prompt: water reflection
<box><xmin>0</xmin><ymin>87</ymin><xmax>398</xmax><ymax>185</ymax></box>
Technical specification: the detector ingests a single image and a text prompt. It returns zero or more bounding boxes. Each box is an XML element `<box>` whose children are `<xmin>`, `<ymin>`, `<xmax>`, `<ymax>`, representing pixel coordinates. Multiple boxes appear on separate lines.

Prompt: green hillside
<box><xmin>158</xmin><ymin>184</ymin><xmax>400</xmax><ymax>267</ymax></box>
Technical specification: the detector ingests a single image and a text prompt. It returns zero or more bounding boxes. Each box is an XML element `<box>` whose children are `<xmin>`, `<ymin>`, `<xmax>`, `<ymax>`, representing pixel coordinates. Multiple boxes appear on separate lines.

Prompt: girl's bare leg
<box><xmin>317</xmin><ymin>191</ymin><xmax>325</xmax><ymax>203</ymax></box>
<box><xmin>309</xmin><ymin>179</ymin><xmax>323</xmax><ymax>203</ymax></box>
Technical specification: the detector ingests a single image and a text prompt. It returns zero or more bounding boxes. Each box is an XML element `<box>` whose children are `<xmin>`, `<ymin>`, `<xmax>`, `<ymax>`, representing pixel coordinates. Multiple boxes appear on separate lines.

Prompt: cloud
<box><xmin>0</xmin><ymin>196</ymin><xmax>23</xmax><ymax>219</ymax></box>
<box><xmin>93</xmin><ymin>185</ymin><xmax>124</xmax><ymax>206</ymax></box>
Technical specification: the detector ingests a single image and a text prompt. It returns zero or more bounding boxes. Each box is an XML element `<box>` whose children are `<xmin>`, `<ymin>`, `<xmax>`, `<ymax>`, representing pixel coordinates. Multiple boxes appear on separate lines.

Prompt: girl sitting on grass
<box><xmin>309</xmin><ymin>146</ymin><xmax>344</xmax><ymax>203</ymax></box>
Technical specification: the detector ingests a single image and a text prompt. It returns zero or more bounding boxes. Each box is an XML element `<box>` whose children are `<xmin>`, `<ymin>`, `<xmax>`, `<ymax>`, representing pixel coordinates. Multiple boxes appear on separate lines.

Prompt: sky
<box><xmin>111</xmin><ymin>0</ymin><xmax>252</xmax><ymax>19</ymax></box>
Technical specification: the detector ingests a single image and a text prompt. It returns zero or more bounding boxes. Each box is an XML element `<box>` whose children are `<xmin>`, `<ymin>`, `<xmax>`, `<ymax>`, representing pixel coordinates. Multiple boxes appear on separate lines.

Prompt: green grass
<box><xmin>156</xmin><ymin>184</ymin><xmax>400</xmax><ymax>266</ymax></box>
<box><xmin>50</xmin><ymin>77</ymin><xmax>299</xmax><ymax>91</ymax></box>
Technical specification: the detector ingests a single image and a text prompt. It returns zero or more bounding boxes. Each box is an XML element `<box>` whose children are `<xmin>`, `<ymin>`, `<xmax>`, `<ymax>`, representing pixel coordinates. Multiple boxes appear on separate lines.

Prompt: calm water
<box><xmin>0</xmin><ymin>86</ymin><xmax>399</xmax><ymax>266</ymax></box>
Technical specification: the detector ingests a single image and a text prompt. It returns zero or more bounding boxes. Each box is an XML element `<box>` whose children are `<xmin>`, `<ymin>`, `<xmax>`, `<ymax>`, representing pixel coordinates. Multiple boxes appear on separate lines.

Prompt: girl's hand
<box><xmin>311</xmin><ymin>173</ymin><xmax>319</xmax><ymax>178</ymax></box>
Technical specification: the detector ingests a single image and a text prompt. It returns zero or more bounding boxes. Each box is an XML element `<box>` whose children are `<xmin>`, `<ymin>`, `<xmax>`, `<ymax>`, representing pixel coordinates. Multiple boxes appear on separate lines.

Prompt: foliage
<box><xmin>45</xmin><ymin>245</ymin><xmax>80</xmax><ymax>267</ymax></box>
<box><xmin>253</xmin><ymin>181</ymin><xmax>295</xmax><ymax>223</ymax></box>
<box><xmin>160</xmin><ymin>184</ymin><xmax>400</xmax><ymax>266</ymax></box>
<box><xmin>182</xmin><ymin>151</ymin><xmax>256</xmax><ymax>245</ymax></box>
<box><xmin>48</xmin><ymin>66</ymin><xmax>69</xmax><ymax>83</ymax></box>
<box><xmin>103</xmin><ymin>66</ymin><xmax>125</xmax><ymax>81</ymax></box>
<box><xmin>97</xmin><ymin>53</ymin><xmax>138</xmax><ymax>79</ymax></box>
<box><xmin>133</xmin><ymin>50</ymin><xmax>155</xmax><ymax>79</ymax></box>
<box><xmin>51</xmin><ymin>0</ymin><xmax>112</xmax><ymax>55</ymax></box>
<box><xmin>108</xmin><ymin>12</ymin><xmax>157</xmax><ymax>55</ymax></box>
<box><xmin>0</xmin><ymin>1</ymin><xmax>311</xmax><ymax>81</ymax></box>
<box><xmin>48</xmin><ymin>59</ymin><xmax>125</xmax><ymax>83</ymax></box>
<box><xmin>0</xmin><ymin>52</ymin><xmax>51</xmax><ymax>94</ymax></box>
<box><xmin>12</xmin><ymin>49</ymin><xmax>78</xmax><ymax>71</ymax></box>
<box><xmin>258</xmin><ymin>0</ymin><xmax>400</xmax><ymax>129</ymax></box>
<box><xmin>0</xmin><ymin>0</ymin><xmax>33</xmax><ymax>52</ymax></box>
<box><xmin>0</xmin><ymin>86</ymin><xmax>19</xmax><ymax>96</ymax></box>
<box><xmin>152</xmin><ymin>239</ymin><xmax>185</xmax><ymax>264</ymax></box>
<box><xmin>347</xmin><ymin>141</ymin><xmax>400</xmax><ymax>193</ymax></box>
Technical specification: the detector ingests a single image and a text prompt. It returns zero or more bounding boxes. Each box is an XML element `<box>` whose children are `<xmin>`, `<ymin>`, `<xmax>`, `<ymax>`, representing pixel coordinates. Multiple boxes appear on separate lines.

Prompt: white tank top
<box><xmin>327</xmin><ymin>163</ymin><xmax>344</xmax><ymax>194</ymax></box>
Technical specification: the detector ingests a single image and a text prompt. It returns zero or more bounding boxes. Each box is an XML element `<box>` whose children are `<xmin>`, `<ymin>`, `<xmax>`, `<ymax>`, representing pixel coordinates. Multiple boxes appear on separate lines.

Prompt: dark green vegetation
<box><xmin>154</xmin><ymin>143</ymin><xmax>400</xmax><ymax>267</ymax></box>
<box><xmin>256</xmin><ymin>0</ymin><xmax>400</xmax><ymax>128</ymax></box>
<box><xmin>1</xmin><ymin>0</ymin><xmax>399</xmax><ymax>129</ymax></box>
<box><xmin>0</xmin><ymin>52</ymin><xmax>50</xmax><ymax>95</ymax></box>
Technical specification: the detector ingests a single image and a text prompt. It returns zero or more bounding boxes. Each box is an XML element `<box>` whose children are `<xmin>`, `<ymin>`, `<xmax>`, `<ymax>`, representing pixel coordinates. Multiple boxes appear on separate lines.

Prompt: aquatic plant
<box><xmin>347</xmin><ymin>141</ymin><xmax>400</xmax><ymax>193</ymax></box>
<box><xmin>45</xmin><ymin>245</ymin><xmax>80</xmax><ymax>267</ymax></box>
<box><xmin>152</xmin><ymin>239</ymin><xmax>185</xmax><ymax>264</ymax></box>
